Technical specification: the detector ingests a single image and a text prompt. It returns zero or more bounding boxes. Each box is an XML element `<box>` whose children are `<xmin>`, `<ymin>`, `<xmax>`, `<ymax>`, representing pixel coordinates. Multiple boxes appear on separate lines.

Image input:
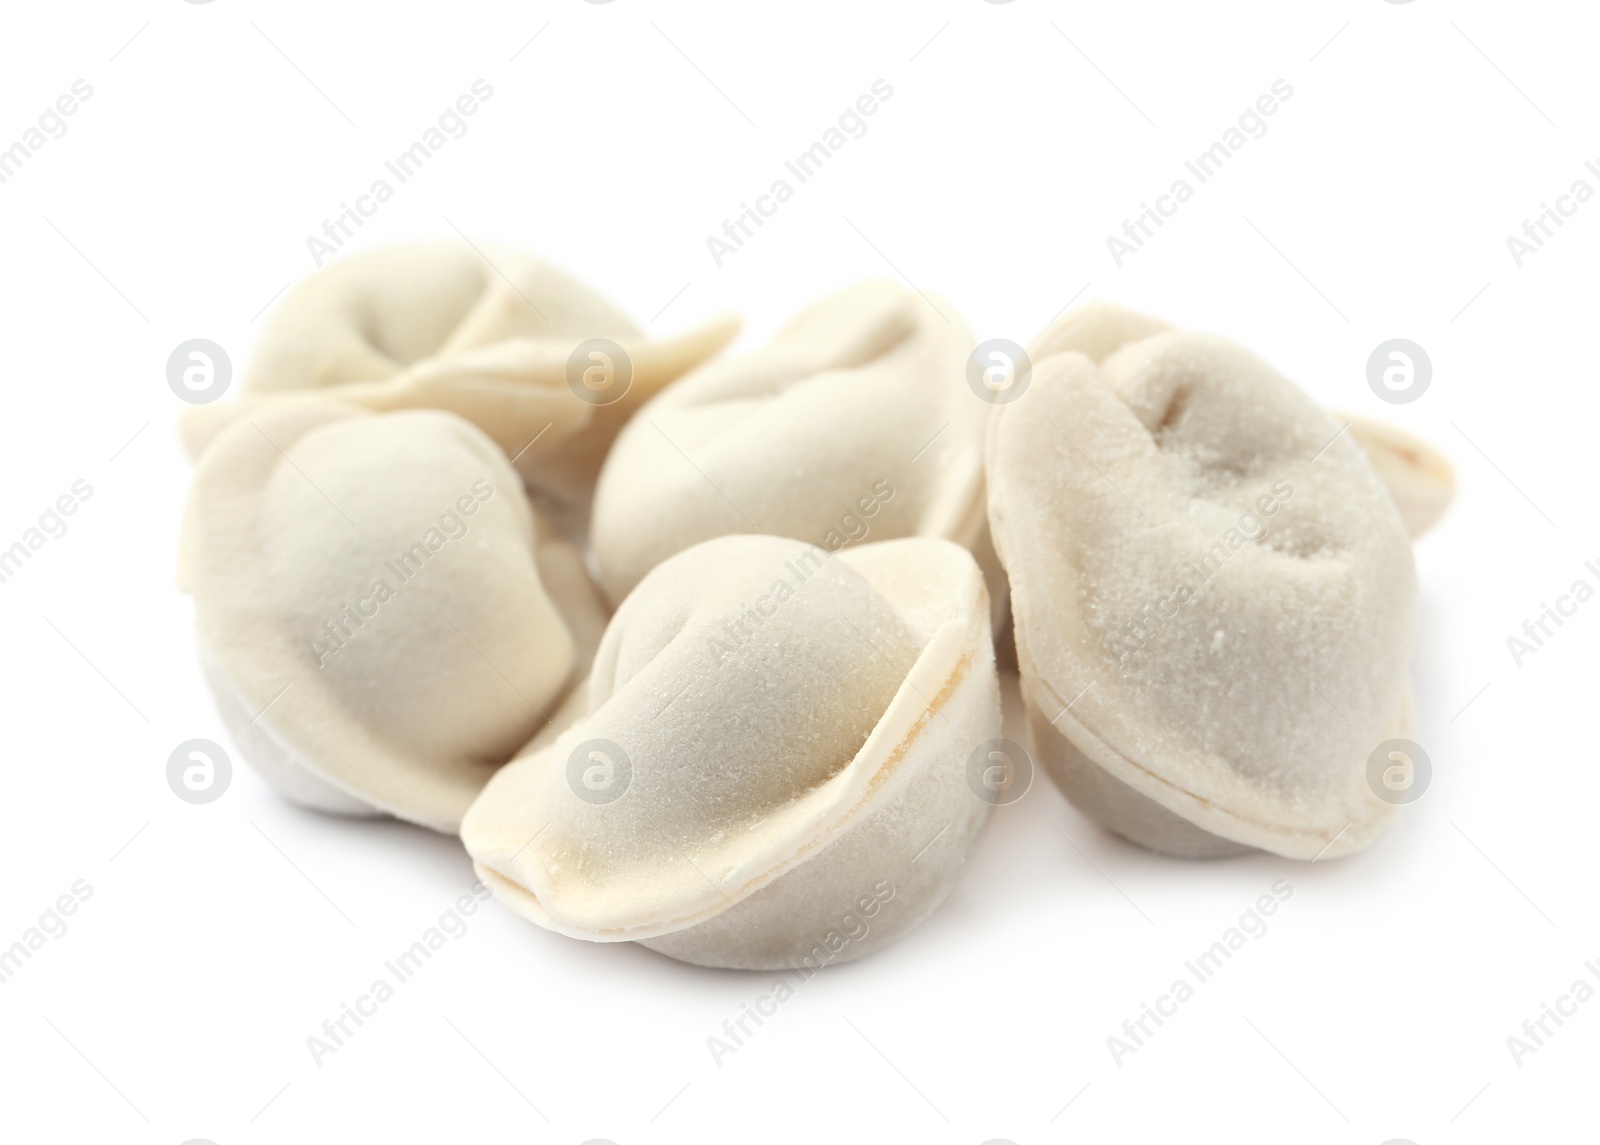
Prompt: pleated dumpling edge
<box><xmin>180</xmin><ymin>241</ymin><xmax>740</xmax><ymax>503</ymax></box>
<box><xmin>987</xmin><ymin>330</ymin><xmax>1418</xmax><ymax>860</ymax></box>
<box><xmin>461</xmin><ymin>534</ymin><xmax>1000</xmax><ymax>970</ymax></box>
<box><xmin>179</xmin><ymin>399</ymin><xmax>608</xmax><ymax>833</ymax></box>
<box><xmin>590</xmin><ymin>281</ymin><xmax>990</xmax><ymax>607</ymax></box>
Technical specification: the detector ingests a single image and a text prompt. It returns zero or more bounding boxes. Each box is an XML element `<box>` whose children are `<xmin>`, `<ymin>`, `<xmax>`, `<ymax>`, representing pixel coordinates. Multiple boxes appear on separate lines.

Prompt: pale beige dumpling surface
<box><xmin>181</xmin><ymin>242</ymin><xmax>739</xmax><ymax>502</ymax></box>
<box><xmin>178</xmin><ymin>400</ymin><xmax>608</xmax><ymax>833</ymax></box>
<box><xmin>987</xmin><ymin>320</ymin><xmax>1419</xmax><ymax>859</ymax></box>
<box><xmin>1336</xmin><ymin>413</ymin><xmax>1456</xmax><ymax>537</ymax></box>
<box><xmin>1030</xmin><ymin>302</ymin><xmax>1455</xmax><ymax>538</ymax></box>
<box><xmin>589</xmin><ymin>282</ymin><xmax>995</xmax><ymax>607</ymax></box>
<box><xmin>461</xmin><ymin>534</ymin><xmax>1000</xmax><ymax>970</ymax></box>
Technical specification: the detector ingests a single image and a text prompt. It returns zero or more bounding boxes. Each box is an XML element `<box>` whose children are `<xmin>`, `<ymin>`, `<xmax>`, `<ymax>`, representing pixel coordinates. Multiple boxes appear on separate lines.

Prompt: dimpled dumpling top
<box><xmin>460</xmin><ymin>534</ymin><xmax>1000</xmax><ymax>970</ymax></box>
<box><xmin>1029</xmin><ymin>302</ymin><xmax>1455</xmax><ymax>538</ymax></box>
<box><xmin>589</xmin><ymin>282</ymin><xmax>992</xmax><ymax>606</ymax></box>
<box><xmin>987</xmin><ymin>318</ymin><xmax>1419</xmax><ymax>860</ymax></box>
<box><xmin>178</xmin><ymin>400</ymin><xmax>608</xmax><ymax>833</ymax></box>
<box><xmin>181</xmin><ymin>242</ymin><xmax>739</xmax><ymax>502</ymax></box>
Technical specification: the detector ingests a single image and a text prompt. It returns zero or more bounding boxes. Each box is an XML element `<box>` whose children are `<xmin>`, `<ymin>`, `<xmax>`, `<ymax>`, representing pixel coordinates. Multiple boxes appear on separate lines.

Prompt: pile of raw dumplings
<box><xmin>177</xmin><ymin>242</ymin><xmax>1455</xmax><ymax>970</ymax></box>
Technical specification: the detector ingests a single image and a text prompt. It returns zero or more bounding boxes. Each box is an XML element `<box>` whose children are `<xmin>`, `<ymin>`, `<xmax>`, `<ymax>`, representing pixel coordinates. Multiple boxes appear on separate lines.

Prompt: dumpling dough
<box><xmin>987</xmin><ymin>323</ymin><xmax>1419</xmax><ymax>859</ymax></box>
<box><xmin>1031</xmin><ymin>303</ymin><xmax>1455</xmax><ymax>537</ymax></box>
<box><xmin>589</xmin><ymin>282</ymin><xmax>994</xmax><ymax>606</ymax></box>
<box><xmin>1335</xmin><ymin>413</ymin><xmax>1455</xmax><ymax>538</ymax></box>
<box><xmin>460</xmin><ymin>534</ymin><xmax>999</xmax><ymax>970</ymax></box>
<box><xmin>178</xmin><ymin>400</ymin><xmax>607</xmax><ymax>833</ymax></box>
<box><xmin>181</xmin><ymin>242</ymin><xmax>739</xmax><ymax>502</ymax></box>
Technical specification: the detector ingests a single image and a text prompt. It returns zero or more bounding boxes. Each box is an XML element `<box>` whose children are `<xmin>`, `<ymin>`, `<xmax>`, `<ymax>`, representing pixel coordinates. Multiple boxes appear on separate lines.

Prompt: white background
<box><xmin>0</xmin><ymin>1</ymin><xmax>1595</xmax><ymax>1142</ymax></box>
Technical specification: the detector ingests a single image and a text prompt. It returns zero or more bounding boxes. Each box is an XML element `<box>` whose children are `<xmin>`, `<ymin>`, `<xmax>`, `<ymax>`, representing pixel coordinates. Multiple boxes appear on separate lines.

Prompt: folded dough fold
<box><xmin>461</xmin><ymin>534</ymin><xmax>1000</xmax><ymax>969</ymax></box>
<box><xmin>179</xmin><ymin>400</ymin><xmax>607</xmax><ymax>833</ymax></box>
<box><xmin>590</xmin><ymin>281</ymin><xmax>994</xmax><ymax>606</ymax></box>
<box><xmin>1028</xmin><ymin>302</ymin><xmax>1455</xmax><ymax>537</ymax></box>
<box><xmin>181</xmin><ymin>242</ymin><xmax>739</xmax><ymax>502</ymax></box>
<box><xmin>988</xmin><ymin>320</ymin><xmax>1420</xmax><ymax>860</ymax></box>
<box><xmin>1335</xmin><ymin>412</ymin><xmax>1455</xmax><ymax>537</ymax></box>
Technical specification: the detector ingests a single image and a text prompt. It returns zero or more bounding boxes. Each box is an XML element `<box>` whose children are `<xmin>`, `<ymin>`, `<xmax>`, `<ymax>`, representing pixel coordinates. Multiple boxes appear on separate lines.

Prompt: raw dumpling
<box><xmin>180</xmin><ymin>242</ymin><xmax>739</xmax><ymax>503</ymax></box>
<box><xmin>987</xmin><ymin>322</ymin><xmax>1419</xmax><ymax>859</ymax></box>
<box><xmin>1336</xmin><ymin>413</ymin><xmax>1455</xmax><ymax>538</ymax></box>
<box><xmin>1031</xmin><ymin>303</ymin><xmax>1455</xmax><ymax>537</ymax></box>
<box><xmin>460</xmin><ymin>534</ymin><xmax>999</xmax><ymax>970</ymax></box>
<box><xmin>589</xmin><ymin>282</ymin><xmax>994</xmax><ymax>607</ymax></box>
<box><xmin>178</xmin><ymin>400</ymin><xmax>607</xmax><ymax>833</ymax></box>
